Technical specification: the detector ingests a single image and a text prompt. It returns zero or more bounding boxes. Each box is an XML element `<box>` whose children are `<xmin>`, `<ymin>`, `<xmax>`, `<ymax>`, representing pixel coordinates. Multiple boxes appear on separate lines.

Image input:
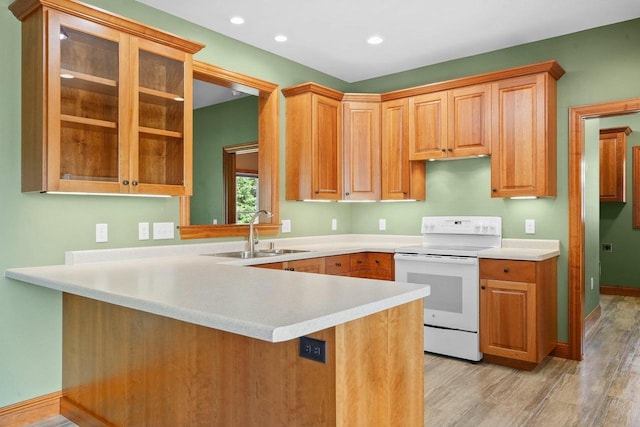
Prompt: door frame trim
<box><xmin>568</xmin><ymin>97</ymin><xmax>640</xmax><ymax>359</ymax></box>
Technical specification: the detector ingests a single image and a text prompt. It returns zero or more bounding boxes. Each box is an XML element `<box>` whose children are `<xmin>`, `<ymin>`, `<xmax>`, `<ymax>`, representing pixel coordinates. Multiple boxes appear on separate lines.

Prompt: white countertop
<box><xmin>5</xmin><ymin>249</ymin><xmax>429</xmax><ymax>343</ymax></box>
<box><xmin>478</xmin><ymin>238</ymin><xmax>560</xmax><ymax>261</ymax></box>
<box><xmin>5</xmin><ymin>235</ymin><xmax>560</xmax><ymax>343</ymax></box>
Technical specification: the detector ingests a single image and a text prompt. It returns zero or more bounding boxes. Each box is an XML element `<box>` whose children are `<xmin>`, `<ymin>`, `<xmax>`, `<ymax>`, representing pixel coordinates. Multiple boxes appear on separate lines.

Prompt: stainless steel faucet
<box><xmin>248</xmin><ymin>210</ymin><xmax>273</xmax><ymax>254</ymax></box>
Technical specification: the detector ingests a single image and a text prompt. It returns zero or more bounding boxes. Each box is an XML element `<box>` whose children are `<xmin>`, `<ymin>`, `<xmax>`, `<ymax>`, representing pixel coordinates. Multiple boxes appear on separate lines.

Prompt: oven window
<box><xmin>407</xmin><ymin>272</ymin><xmax>463</xmax><ymax>313</ymax></box>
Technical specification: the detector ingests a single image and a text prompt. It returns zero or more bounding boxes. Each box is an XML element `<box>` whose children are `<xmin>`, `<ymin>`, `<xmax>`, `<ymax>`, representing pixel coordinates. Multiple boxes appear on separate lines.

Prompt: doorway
<box><xmin>568</xmin><ymin>97</ymin><xmax>640</xmax><ymax>360</ymax></box>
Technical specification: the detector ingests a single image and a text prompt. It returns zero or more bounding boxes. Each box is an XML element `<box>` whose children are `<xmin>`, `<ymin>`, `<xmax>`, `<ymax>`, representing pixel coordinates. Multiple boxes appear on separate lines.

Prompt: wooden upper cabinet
<box><xmin>381</xmin><ymin>99</ymin><xmax>426</xmax><ymax>200</ymax></box>
<box><xmin>342</xmin><ymin>95</ymin><xmax>381</xmax><ymax>200</ymax></box>
<box><xmin>408</xmin><ymin>91</ymin><xmax>448</xmax><ymax>160</ymax></box>
<box><xmin>408</xmin><ymin>84</ymin><xmax>490</xmax><ymax>160</ymax></box>
<box><xmin>283</xmin><ymin>83</ymin><xmax>343</xmax><ymax>200</ymax></box>
<box><xmin>490</xmin><ymin>71</ymin><xmax>560</xmax><ymax>198</ymax></box>
<box><xmin>10</xmin><ymin>0</ymin><xmax>203</xmax><ymax>195</ymax></box>
<box><xmin>600</xmin><ymin>126</ymin><xmax>631</xmax><ymax>203</ymax></box>
<box><xmin>448</xmin><ymin>85</ymin><xmax>492</xmax><ymax>158</ymax></box>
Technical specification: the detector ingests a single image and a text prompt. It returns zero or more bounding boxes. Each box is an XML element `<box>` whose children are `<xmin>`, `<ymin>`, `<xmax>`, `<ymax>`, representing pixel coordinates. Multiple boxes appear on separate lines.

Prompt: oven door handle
<box><xmin>394</xmin><ymin>253</ymin><xmax>477</xmax><ymax>265</ymax></box>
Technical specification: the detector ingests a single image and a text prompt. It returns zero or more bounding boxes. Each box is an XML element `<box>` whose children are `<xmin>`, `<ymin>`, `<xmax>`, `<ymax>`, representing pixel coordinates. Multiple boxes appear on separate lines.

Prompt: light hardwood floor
<box><xmin>424</xmin><ymin>294</ymin><xmax>640</xmax><ymax>426</ymax></box>
<box><xmin>29</xmin><ymin>295</ymin><xmax>640</xmax><ymax>427</ymax></box>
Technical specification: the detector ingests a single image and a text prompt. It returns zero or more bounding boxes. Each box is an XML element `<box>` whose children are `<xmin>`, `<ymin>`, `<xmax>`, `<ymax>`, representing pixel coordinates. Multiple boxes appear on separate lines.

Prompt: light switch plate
<box><xmin>96</xmin><ymin>223</ymin><xmax>108</xmax><ymax>243</ymax></box>
<box><xmin>379</xmin><ymin>218</ymin><xmax>386</xmax><ymax>231</ymax></box>
<box><xmin>525</xmin><ymin>219</ymin><xmax>536</xmax><ymax>234</ymax></box>
<box><xmin>331</xmin><ymin>218</ymin><xmax>337</xmax><ymax>231</ymax></box>
<box><xmin>281</xmin><ymin>219</ymin><xmax>291</xmax><ymax>233</ymax></box>
<box><xmin>153</xmin><ymin>222</ymin><xmax>175</xmax><ymax>240</ymax></box>
<box><xmin>138</xmin><ymin>222</ymin><xmax>149</xmax><ymax>240</ymax></box>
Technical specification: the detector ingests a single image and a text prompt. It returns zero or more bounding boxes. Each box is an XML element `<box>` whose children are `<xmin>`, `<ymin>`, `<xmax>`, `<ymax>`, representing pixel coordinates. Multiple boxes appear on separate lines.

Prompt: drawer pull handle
<box><xmin>503</xmin><ymin>268</ymin><xmax>510</xmax><ymax>273</ymax></box>
<box><xmin>375</xmin><ymin>259</ymin><xmax>380</xmax><ymax>264</ymax></box>
<box><xmin>336</xmin><ymin>262</ymin><xmax>342</xmax><ymax>267</ymax></box>
<box><xmin>357</xmin><ymin>260</ymin><xmax>363</xmax><ymax>264</ymax></box>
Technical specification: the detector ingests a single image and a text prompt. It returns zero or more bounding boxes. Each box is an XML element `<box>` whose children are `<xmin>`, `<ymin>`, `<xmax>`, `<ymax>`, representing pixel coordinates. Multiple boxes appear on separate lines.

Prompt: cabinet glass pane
<box><xmin>138</xmin><ymin>50</ymin><xmax>184</xmax><ymax>132</ymax></box>
<box><xmin>138</xmin><ymin>49</ymin><xmax>184</xmax><ymax>186</ymax></box>
<box><xmin>59</xmin><ymin>26</ymin><xmax>119</xmax><ymax>182</ymax></box>
<box><xmin>138</xmin><ymin>134</ymin><xmax>184</xmax><ymax>185</ymax></box>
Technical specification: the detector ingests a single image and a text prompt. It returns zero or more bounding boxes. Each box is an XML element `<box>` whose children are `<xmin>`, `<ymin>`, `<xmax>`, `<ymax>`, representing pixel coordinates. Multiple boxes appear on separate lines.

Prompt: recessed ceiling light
<box><xmin>367</xmin><ymin>35</ymin><xmax>384</xmax><ymax>45</ymax></box>
<box><xmin>230</xmin><ymin>16</ymin><xmax>245</xmax><ymax>25</ymax></box>
<box><xmin>274</xmin><ymin>34</ymin><xmax>288</xmax><ymax>42</ymax></box>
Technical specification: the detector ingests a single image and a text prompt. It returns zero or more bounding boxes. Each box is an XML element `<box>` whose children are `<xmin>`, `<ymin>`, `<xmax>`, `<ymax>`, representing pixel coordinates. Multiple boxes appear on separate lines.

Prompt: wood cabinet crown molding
<box><xmin>281</xmin><ymin>82</ymin><xmax>345</xmax><ymax>100</ymax></box>
<box><xmin>342</xmin><ymin>93</ymin><xmax>382</xmax><ymax>102</ymax></box>
<box><xmin>601</xmin><ymin>126</ymin><xmax>633</xmax><ymax>137</ymax></box>
<box><xmin>283</xmin><ymin>61</ymin><xmax>564</xmax><ymax>104</ymax></box>
<box><xmin>381</xmin><ymin>60</ymin><xmax>564</xmax><ymax>101</ymax></box>
<box><xmin>9</xmin><ymin>0</ymin><xmax>204</xmax><ymax>53</ymax></box>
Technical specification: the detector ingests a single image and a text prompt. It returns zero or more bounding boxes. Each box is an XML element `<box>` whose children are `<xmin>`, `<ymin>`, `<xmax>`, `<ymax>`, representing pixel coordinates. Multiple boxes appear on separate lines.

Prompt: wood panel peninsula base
<box><xmin>61</xmin><ymin>293</ymin><xmax>424</xmax><ymax>427</ymax></box>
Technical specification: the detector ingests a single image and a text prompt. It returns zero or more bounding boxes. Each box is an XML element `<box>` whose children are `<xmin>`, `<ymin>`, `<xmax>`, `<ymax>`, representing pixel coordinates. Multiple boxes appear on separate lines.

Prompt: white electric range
<box><xmin>394</xmin><ymin>216</ymin><xmax>502</xmax><ymax>361</ymax></box>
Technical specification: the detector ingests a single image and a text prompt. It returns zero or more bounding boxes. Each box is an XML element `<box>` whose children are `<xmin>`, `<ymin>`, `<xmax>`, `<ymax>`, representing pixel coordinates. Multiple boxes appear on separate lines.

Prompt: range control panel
<box><xmin>421</xmin><ymin>216</ymin><xmax>502</xmax><ymax>236</ymax></box>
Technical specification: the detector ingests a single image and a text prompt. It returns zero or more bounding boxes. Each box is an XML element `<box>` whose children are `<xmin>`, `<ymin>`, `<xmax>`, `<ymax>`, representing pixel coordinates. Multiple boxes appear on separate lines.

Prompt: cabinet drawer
<box><xmin>350</xmin><ymin>252</ymin><xmax>393</xmax><ymax>271</ymax></box>
<box><xmin>480</xmin><ymin>259</ymin><xmax>535</xmax><ymax>282</ymax></box>
<box><xmin>252</xmin><ymin>262</ymin><xmax>284</xmax><ymax>270</ymax></box>
<box><xmin>325</xmin><ymin>255</ymin><xmax>351</xmax><ymax>276</ymax></box>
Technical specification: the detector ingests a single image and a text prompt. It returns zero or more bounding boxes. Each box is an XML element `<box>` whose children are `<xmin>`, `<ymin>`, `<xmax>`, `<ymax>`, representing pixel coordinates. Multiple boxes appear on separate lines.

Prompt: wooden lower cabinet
<box><xmin>254</xmin><ymin>257</ymin><xmax>325</xmax><ymax>273</ymax></box>
<box><xmin>350</xmin><ymin>252</ymin><xmax>394</xmax><ymax>281</ymax></box>
<box><xmin>256</xmin><ymin>252</ymin><xmax>394</xmax><ymax>280</ymax></box>
<box><xmin>62</xmin><ymin>294</ymin><xmax>424</xmax><ymax>426</ymax></box>
<box><xmin>479</xmin><ymin>257</ymin><xmax>557</xmax><ymax>369</ymax></box>
<box><xmin>325</xmin><ymin>254</ymin><xmax>351</xmax><ymax>276</ymax></box>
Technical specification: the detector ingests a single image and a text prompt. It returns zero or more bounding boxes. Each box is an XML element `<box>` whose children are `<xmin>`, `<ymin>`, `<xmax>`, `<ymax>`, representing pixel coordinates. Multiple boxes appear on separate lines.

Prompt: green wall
<box><xmin>584</xmin><ymin>119</ymin><xmax>601</xmax><ymax>315</ymax></box>
<box><xmin>1</xmin><ymin>0</ymin><xmax>640</xmax><ymax>407</ymax></box>
<box><xmin>192</xmin><ymin>96</ymin><xmax>259</xmax><ymax>225</ymax></box>
<box><xmin>600</xmin><ymin>115</ymin><xmax>640</xmax><ymax>288</ymax></box>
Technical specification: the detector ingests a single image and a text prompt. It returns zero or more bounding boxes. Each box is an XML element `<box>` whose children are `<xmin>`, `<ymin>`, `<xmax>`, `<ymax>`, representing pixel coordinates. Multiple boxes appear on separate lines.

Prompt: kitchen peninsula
<box><xmin>5</xmin><ymin>241</ymin><xmax>429</xmax><ymax>427</ymax></box>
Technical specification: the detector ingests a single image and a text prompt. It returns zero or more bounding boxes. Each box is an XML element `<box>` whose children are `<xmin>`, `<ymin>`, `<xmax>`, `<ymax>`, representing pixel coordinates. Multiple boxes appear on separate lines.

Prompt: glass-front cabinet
<box><xmin>11</xmin><ymin>0</ymin><xmax>203</xmax><ymax>195</ymax></box>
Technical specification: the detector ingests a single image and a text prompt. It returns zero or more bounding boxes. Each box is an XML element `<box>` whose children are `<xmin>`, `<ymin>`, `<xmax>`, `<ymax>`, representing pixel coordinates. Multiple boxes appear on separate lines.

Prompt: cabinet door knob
<box><xmin>481</xmin><ymin>285</ymin><xmax>486</xmax><ymax>290</ymax></box>
<box><xmin>132</xmin><ymin>180</ymin><xmax>139</xmax><ymax>186</ymax></box>
<box><xmin>375</xmin><ymin>259</ymin><xmax>380</xmax><ymax>264</ymax></box>
<box><xmin>492</xmin><ymin>188</ymin><xmax>497</xmax><ymax>193</ymax></box>
<box><xmin>345</xmin><ymin>192</ymin><xmax>350</xmax><ymax>196</ymax></box>
<box><xmin>441</xmin><ymin>149</ymin><xmax>446</xmax><ymax>153</ymax></box>
<box><xmin>123</xmin><ymin>180</ymin><xmax>129</xmax><ymax>185</ymax></box>
<box><xmin>290</xmin><ymin>267</ymin><xmax>295</xmax><ymax>271</ymax></box>
<box><xmin>447</xmin><ymin>148</ymin><xmax>453</xmax><ymax>152</ymax></box>
<box><xmin>503</xmin><ymin>268</ymin><xmax>510</xmax><ymax>273</ymax></box>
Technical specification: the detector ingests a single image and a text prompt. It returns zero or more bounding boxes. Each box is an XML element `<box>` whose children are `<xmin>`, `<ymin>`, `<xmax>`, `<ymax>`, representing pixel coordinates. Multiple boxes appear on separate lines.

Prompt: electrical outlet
<box><xmin>379</xmin><ymin>218</ymin><xmax>386</xmax><ymax>231</ymax></box>
<box><xmin>153</xmin><ymin>222</ymin><xmax>175</xmax><ymax>240</ymax></box>
<box><xmin>95</xmin><ymin>223</ymin><xmax>108</xmax><ymax>243</ymax></box>
<box><xmin>331</xmin><ymin>218</ymin><xmax>337</xmax><ymax>231</ymax></box>
<box><xmin>281</xmin><ymin>219</ymin><xmax>291</xmax><ymax>233</ymax></box>
<box><xmin>138</xmin><ymin>222</ymin><xmax>149</xmax><ymax>240</ymax></box>
<box><xmin>299</xmin><ymin>336</ymin><xmax>327</xmax><ymax>363</ymax></box>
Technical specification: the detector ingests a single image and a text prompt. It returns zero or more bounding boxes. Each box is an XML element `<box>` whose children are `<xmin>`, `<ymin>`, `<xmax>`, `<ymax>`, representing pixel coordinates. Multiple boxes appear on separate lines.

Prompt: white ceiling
<box><xmin>192</xmin><ymin>79</ymin><xmax>249</xmax><ymax>109</ymax></box>
<box><xmin>138</xmin><ymin>0</ymin><xmax>640</xmax><ymax>84</ymax></box>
